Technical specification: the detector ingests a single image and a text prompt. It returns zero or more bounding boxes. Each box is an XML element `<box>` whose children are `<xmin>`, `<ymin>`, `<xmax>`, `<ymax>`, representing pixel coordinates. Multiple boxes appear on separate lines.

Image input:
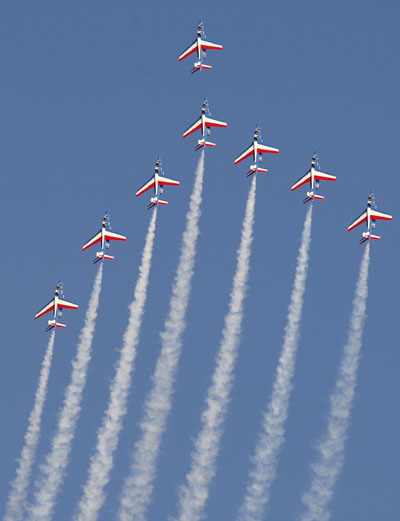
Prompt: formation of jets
<box><xmin>34</xmin><ymin>20</ymin><xmax>393</xmax><ymax>332</ymax></box>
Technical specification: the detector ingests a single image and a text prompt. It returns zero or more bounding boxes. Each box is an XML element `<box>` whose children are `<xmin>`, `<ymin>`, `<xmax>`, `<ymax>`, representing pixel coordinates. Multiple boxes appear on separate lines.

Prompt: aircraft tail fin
<box><xmin>360</xmin><ymin>232</ymin><xmax>381</xmax><ymax>244</ymax></box>
<box><xmin>247</xmin><ymin>165</ymin><xmax>268</xmax><ymax>177</ymax></box>
<box><xmin>191</xmin><ymin>62</ymin><xmax>212</xmax><ymax>74</ymax></box>
<box><xmin>303</xmin><ymin>191</ymin><xmax>324</xmax><ymax>204</ymax></box>
<box><xmin>195</xmin><ymin>139</ymin><xmax>216</xmax><ymax>151</ymax></box>
<box><xmin>46</xmin><ymin>320</ymin><xmax>66</xmax><ymax>332</ymax></box>
<box><xmin>147</xmin><ymin>197</ymin><xmax>168</xmax><ymax>210</ymax></box>
<box><xmin>93</xmin><ymin>252</ymin><xmax>114</xmax><ymax>264</ymax></box>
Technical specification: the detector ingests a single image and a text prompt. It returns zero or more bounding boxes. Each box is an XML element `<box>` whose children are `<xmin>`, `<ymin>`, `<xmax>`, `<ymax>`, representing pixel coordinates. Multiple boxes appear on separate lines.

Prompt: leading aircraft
<box><xmin>35</xmin><ymin>281</ymin><xmax>78</xmax><ymax>332</ymax></box>
<box><xmin>178</xmin><ymin>20</ymin><xmax>223</xmax><ymax>74</ymax></box>
<box><xmin>348</xmin><ymin>191</ymin><xmax>392</xmax><ymax>244</ymax></box>
<box><xmin>291</xmin><ymin>153</ymin><xmax>336</xmax><ymax>203</ymax></box>
<box><xmin>136</xmin><ymin>157</ymin><xmax>180</xmax><ymax>209</ymax></box>
<box><xmin>234</xmin><ymin>125</ymin><xmax>279</xmax><ymax>177</ymax></box>
<box><xmin>183</xmin><ymin>97</ymin><xmax>227</xmax><ymax>151</ymax></box>
<box><xmin>82</xmin><ymin>212</ymin><xmax>127</xmax><ymax>264</ymax></box>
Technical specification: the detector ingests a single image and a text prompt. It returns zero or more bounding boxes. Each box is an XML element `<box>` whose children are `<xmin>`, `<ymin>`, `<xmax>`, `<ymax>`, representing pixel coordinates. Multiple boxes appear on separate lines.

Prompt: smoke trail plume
<box><xmin>75</xmin><ymin>210</ymin><xmax>157</xmax><ymax>521</ymax></box>
<box><xmin>175</xmin><ymin>175</ymin><xmax>257</xmax><ymax>521</ymax></box>
<box><xmin>300</xmin><ymin>243</ymin><xmax>370</xmax><ymax>521</ymax></box>
<box><xmin>117</xmin><ymin>150</ymin><xmax>205</xmax><ymax>521</ymax></box>
<box><xmin>3</xmin><ymin>332</ymin><xmax>56</xmax><ymax>521</ymax></box>
<box><xmin>28</xmin><ymin>263</ymin><xmax>104</xmax><ymax>521</ymax></box>
<box><xmin>237</xmin><ymin>203</ymin><xmax>313</xmax><ymax>521</ymax></box>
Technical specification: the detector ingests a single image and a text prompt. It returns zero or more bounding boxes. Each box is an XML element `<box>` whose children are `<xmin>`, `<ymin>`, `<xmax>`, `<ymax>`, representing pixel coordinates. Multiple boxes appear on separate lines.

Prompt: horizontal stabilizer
<box><xmin>191</xmin><ymin>62</ymin><xmax>212</xmax><ymax>74</ymax></box>
<box><xmin>360</xmin><ymin>232</ymin><xmax>381</xmax><ymax>244</ymax></box>
<box><xmin>147</xmin><ymin>198</ymin><xmax>168</xmax><ymax>210</ymax></box>
<box><xmin>248</xmin><ymin>165</ymin><xmax>268</xmax><ymax>177</ymax></box>
<box><xmin>93</xmin><ymin>252</ymin><xmax>114</xmax><ymax>264</ymax></box>
<box><xmin>195</xmin><ymin>139</ymin><xmax>216</xmax><ymax>151</ymax></box>
<box><xmin>247</xmin><ymin>167</ymin><xmax>269</xmax><ymax>177</ymax></box>
<box><xmin>303</xmin><ymin>191</ymin><xmax>324</xmax><ymax>204</ymax></box>
<box><xmin>46</xmin><ymin>320</ymin><xmax>66</xmax><ymax>332</ymax></box>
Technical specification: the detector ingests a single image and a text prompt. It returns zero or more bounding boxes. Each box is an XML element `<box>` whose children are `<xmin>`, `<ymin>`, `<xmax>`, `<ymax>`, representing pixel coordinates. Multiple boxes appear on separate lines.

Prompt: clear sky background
<box><xmin>1</xmin><ymin>1</ymin><xmax>399</xmax><ymax>520</ymax></box>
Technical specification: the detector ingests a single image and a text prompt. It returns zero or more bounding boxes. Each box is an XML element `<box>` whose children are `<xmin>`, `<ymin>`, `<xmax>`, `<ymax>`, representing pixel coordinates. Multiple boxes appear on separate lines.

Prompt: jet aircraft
<box><xmin>178</xmin><ymin>20</ymin><xmax>223</xmax><ymax>74</ymax></box>
<box><xmin>82</xmin><ymin>212</ymin><xmax>127</xmax><ymax>264</ymax></box>
<box><xmin>234</xmin><ymin>125</ymin><xmax>279</xmax><ymax>176</ymax></box>
<box><xmin>183</xmin><ymin>97</ymin><xmax>227</xmax><ymax>151</ymax></box>
<box><xmin>348</xmin><ymin>191</ymin><xmax>392</xmax><ymax>244</ymax></box>
<box><xmin>291</xmin><ymin>153</ymin><xmax>336</xmax><ymax>203</ymax></box>
<box><xmin>136</xmin><ymin>157</ymin><xmax>180</xmax><ymax>209</ymax></box>
<box><xmin>35</xmin><ymin>281</ymin><xmax>78</xmax><ymax>332</ymax></box>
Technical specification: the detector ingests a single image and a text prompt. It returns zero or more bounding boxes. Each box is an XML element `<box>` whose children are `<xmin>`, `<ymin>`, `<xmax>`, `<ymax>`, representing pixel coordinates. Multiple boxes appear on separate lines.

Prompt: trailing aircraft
<box><xmin>136</xmin><ymin>157</ymin><xmax>180</xmax><ymax>209</ymax></box>
<box><xmin>82</xmin><ymin>212</ymin><xmax>127</xmax><ymax>264</ymax></box>
<box><xmin>291</xmin><ymin>153</ymin><xmax>336</xmax><ymax>203</ymax></box>
<box><xmin>234</xmin><ymin>125</ymin><xmax>279</xmax><ymax>176</ymax></box>
<box><xmin>348</xmin><ymin>191</ymin><xmax>392</xmax><ymax>244</ymax></box>
<box><xmin>35</xmin><ymin>281</ymin><xmax>78</xmax><ymax>332</ymax></box>
<box><xmin>178</xmin><ymin>19</ymin><xmax>223</xmax><ymax>74</ymax></box>
<box><xmin>183</xmin><ymin>97</ymin><xmax>227</xmax><ymax>150</ymax></box>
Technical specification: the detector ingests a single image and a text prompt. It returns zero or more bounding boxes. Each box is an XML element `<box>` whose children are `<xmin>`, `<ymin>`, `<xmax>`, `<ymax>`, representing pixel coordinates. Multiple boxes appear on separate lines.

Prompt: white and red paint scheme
<box><xmin>178</xmin><ymin>20</ymin><xmax>223</xmax><ymax>74</ymax></box>
<box><xmin>348</xmin><ymin>191</ymin><xmax>392</xmax><ymax>244</ymax></box>
<box><xmin>291</xmin><ymin>153</ymin><xmax>336</xmax><ymax>203</ymax></box>
<box><xmin>183</xmin><ymin>97</ymin><xmax>227</xmax><ymax>150</ymax></box>
<box><xmin>136</xmin><ymin>157</ymin><xmax>180</xmax><ymax>210</ymax></box>
<box><xmin>82</xmin><ymin>212</ymin><xmax>126</xmax><ymax>264</ymax></box>
<box><xmin>35</xmin><ymin>281</ymin><xmax>78</xmax><ymax>332</ymax></box>
<box><xmin>234</xmin><ymin>125</ymin><xmax>279</xmax><ymax>177</ymax></box>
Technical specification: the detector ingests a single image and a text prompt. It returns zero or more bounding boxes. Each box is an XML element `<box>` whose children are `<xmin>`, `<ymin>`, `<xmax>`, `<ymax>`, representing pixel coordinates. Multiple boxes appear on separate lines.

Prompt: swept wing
<box><xmin>178</xmin><ymin>41</ymin><xmax>197</xmax><ymax>61</ymax></box>
<box><xmin>291</xmin><ymin>171</ymin><xmax>312</xmax><ymax>191</ymax></box>
<box><xmin>204</xmin><ymin>116</ymin><xmax>227</xmax><ymax>129</ymax></box>
<box><xmin>35</xmin><ymin>299</ymin><xmax>56</xmax><ymax>320</ymax></box>
<box><xmin>183</xmin><ymin>117</ymin><xmax>202</xmax><ymax>138</ymax></box>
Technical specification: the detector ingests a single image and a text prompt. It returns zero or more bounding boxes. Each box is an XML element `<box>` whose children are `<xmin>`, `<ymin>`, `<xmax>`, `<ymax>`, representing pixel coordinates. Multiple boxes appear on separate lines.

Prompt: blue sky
<box><xmin>1</xmin><ymin>1</ymin><xmax>399</xmax><ymax>520</ymax></box>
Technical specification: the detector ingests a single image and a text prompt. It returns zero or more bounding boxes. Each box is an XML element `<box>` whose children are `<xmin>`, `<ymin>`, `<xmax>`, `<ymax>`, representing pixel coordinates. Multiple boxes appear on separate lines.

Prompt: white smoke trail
<box><xmin>300</xmin><ymin>242</ymin><xmax>370</xmax><ymax>521</ymax></box>
<box><xmin>28</xmin><ymin>263</ymin><xmax>104</xmax><ymax>521</ymax></box>
<box><xmin>175</xmin><ymin>175</ymin><xmax>257</xmax><ymax>521</ymax></box>
<box><xmin>3</xmin><ymin>332</ymin><xmax>56</xmax><ymax>521</ymax></box>
<box><xmin>117</xmin><ymin>150</ymin><xmax>205</xmax><ymax>521</ymax></box>
<box><xmin>237</xmin><ymin>203</ymin><xmax>313</xmax><ymax>521</ymax></box>
<box><xmin>75</xmin><ymin>210</ymin><xmax>158</xmax><ymax>521</ymax></box>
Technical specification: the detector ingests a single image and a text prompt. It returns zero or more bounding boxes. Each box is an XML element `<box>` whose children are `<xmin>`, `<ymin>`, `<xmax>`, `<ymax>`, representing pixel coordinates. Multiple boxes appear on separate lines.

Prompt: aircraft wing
<box><xmin>200</xmin><ymin>39</ymin><xmax>223</xmax><ymax>51</ymax></box>
<box><xmin>291</xmin><ymin>171</ymin><xmax>312</xmax><ymax>191</ymax></box>
<box><xmin>82</xmin><ymin>231</ymin><xmax>102</xmax><ymax>251</ymax></box>
<box><xmin>57</xmin><ymin>298</ymin><xmax>79</xmax><ymax>311</ymax></box>
<box><xmin>157</xmin><ymin>175</ymin><xmax>180</xmax><ymax>188</ymax></box>
<box><xmin>370</xmin><ymin>209</ymin><xmax>393</xmax><ymax>222</ymax></box>
<box><xmin>204</xmin><ymin>116</ymin><xmax>227</xmax><ymax>129</ymax></box>
<box><xmin>136</xmin><ymin>176</ymin><xmax>156</xmax><ymax>197</ymax></box>
<box><xmin>35</xmin><ymin>298</ymin><xmax>55</xmax><ymax>320</ymax></box>
<box><xmin>314</xmin><ymin>170</ymin><xmax>336</xmax><ymax>182</ymax></box>
<box><xmin>234</xmin><ymin>144</ymin><xmax>254</xmax><ymax>165</ymax></box>
<box><xmin>178</xmin><ymin>40</ymin><xmax>197</xmax><ymax>61</ymax></box>
<box><xmin>348</xmin><ymin>211</ymin><xmax>367</xmax><ymax>231</ymax></box>
<box><xmin>257</xmin><ymin>143</ymin><xmax>280</xmax><ymax>154</ymax></box>
<box><xmin>183</xmin><ymin>117</ymin><xmax>202</xmax><ymax>138</ymax></box>
<box><xmin>104</xmin><ymin>230</ymin><xmax>127</xmax><ymax>242</ymax></box>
